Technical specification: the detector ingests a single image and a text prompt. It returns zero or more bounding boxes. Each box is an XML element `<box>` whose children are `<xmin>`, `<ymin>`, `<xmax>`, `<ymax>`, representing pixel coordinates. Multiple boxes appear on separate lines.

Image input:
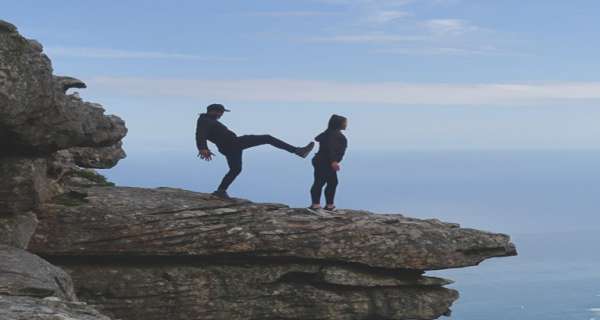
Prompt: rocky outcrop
<box><xmin>0</xmin><ymin>20</ymin><xmax>126</xmax><ymax>156</ymax></box>
<box><xmin>69</xmin><ymin>142</ymin><xmax>126</xmax><ymax>169</ymax></box>
<box><xmin>0</xmin><ymin>20</ymin><xmax>123</xmax><ymax>320</ymax></box>
<box><xmin>31</xmin><ymin>187</ymin><xmax>515</xmax><ymax>270</ymax></box>
<box><xmin>28</xmin><ymin>186</ymin><xmax>516</xmax><ymax>320</ymax></box>
<box><xmin>0</xmin><ymin>19</ymin><xmax>517</xmax><ymax>320</ymax></box>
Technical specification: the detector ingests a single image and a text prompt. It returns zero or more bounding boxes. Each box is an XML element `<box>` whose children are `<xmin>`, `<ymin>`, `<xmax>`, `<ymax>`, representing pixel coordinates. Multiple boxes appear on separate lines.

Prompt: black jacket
<box><xmin>195</xmin><ymin>113</ymin><xmax>238</xmax><ymax>152</ymax></box>
<box><xmin>314</xmin><ymin>114</ymin><xmax>347</xmax><ymax>163</ymax></box>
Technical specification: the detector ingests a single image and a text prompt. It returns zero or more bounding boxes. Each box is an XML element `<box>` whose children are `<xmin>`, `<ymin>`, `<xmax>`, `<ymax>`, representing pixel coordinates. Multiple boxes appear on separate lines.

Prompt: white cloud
<box><xmin>243</xmin><ymin>11</ymin><xmax>340</xmax><ymax>17</ymax></box>
<box><xmin>87</xmin><ymin>76</ymin><xmax>600</xmax><ymax>106</ymax></box>
<box><xmin>423</xmin><ymin>19</ymin><xmax>478</xmax><ymax>35</ymax></box>
<box><xmin>374</xmin><ymin>45</ymin><xmax>516</xmax><ymax>56</ymax></box>
<box><xmin>308</xmin><ymin>33</ymin><xmax>424</xmax><ymax>43</ymax></box>
<box><xmin>366</xmin><ymin>10</ymin><xmax>410</xmax><ymax>23</ymax></box>
<box><xmin>45</xmin><ymin>46</ymin><xmax>243</xmax><ymax>61</ymax></box>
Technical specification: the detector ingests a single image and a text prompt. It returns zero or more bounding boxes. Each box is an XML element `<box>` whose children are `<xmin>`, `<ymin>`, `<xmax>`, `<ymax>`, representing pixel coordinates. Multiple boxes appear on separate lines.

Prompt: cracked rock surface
<box><xmin>30</xmin><ymin>186</ymin><xmax>516</xmax><ymax>320</ymax></box>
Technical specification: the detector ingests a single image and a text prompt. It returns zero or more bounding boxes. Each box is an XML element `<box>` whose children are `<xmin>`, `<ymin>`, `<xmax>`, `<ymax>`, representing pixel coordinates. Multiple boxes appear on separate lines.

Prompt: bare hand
<box><xmin>198</xmin><ymin>149</ymin><xmax>215</xmax><ymax>161</ymax></box>
<box><xmin>331</xmin><ymin>161</ymin><xmax>341</xmax><ymax>171</ymax></box>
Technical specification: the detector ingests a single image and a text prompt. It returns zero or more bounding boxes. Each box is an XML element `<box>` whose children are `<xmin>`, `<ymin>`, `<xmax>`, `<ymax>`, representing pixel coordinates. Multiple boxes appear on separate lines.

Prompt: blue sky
<box><xmin>4</xmin><ymin>0</ymin><xmax>600</xmax><ymax>151</ymax></box>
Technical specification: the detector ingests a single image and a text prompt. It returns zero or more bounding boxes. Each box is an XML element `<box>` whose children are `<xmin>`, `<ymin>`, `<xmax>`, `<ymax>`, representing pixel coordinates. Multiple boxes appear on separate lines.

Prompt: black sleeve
<box><xmin>329</xmin><ymin>133</ymin><xmax>347</xmax><ymax>163</ymax></box>
<box><xmin>195</xmin><ymin>118</ymin><xmax>212</xmax><ymax>151</ymax></box>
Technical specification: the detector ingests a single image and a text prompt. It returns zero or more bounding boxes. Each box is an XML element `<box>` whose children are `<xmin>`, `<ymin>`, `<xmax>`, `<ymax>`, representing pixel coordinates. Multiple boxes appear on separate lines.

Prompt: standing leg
<box><xmin>217</xmin><ymin>149</ymin><xmax>243</xmax><ymax>191</ymax></box>
<box><xmin>324</xmin><ymin>170</ymin><xmax>339</xmax><ymax>207</ymax></box>
<box><xmin>238</xmin><ymin>134</ymin><xmax>298</xmax><ymax>153</ymax></box>
<box><xmin>310</xmin><ymin>160</ymin><xmax>327</xmax><ymax>206</ymax></box>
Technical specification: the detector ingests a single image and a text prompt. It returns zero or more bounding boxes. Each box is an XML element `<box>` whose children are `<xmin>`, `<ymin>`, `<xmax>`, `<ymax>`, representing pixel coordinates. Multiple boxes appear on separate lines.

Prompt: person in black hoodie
<box><xmin>309</xmin><ymin>114</ymin><xmax>348</xmax><ymax>211</ymax></box>
<box><xmin>196</xmin><ymin>104</ymin><xmax>315</xmax><ymax>199</ymax></box>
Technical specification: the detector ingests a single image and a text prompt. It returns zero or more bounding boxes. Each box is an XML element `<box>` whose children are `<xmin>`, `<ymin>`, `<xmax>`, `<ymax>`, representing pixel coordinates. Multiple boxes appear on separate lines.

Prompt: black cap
<box><xmin>207</xmin><ymin>104</ymin><xmax>230</xmax><ymax>113</ymax></box>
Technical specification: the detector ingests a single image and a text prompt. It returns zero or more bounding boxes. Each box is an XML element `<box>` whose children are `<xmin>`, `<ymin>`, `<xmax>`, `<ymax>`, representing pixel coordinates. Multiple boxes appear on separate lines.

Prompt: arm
<box><xmin>195</xmin><ymin>118</ymin><xmax>215</xmax><ymax>161</ymax></box>
<box><xmin>328</xmin><ymin>133</ymin><xmax>347</xmax><ymax>163</ymax></box>
<box><xmin>329</xmin><ymin>134</ymin><xmax>347</xmax><ymax>171</ymax></box>
<box><xmin>195</xmin><ymin>118</ymin><xmax>211</xmax><ymax>151</ymax></box>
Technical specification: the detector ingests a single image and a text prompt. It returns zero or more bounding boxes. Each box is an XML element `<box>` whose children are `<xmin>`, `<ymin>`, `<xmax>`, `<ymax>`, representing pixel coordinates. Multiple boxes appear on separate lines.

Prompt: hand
<box><xmin>198</xmin><ymin>149</ymin><xmax>215</xmax><ymax>161</ymax></box>
<box><xmin>331</xmin><ymin>161</ymin><xmax>341</xmax><ymax>171</ymax></box>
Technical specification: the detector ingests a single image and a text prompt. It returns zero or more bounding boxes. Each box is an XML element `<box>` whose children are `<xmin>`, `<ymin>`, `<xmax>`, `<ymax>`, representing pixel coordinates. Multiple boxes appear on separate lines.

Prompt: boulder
<box><xmin>0</xmin><ymin>245</ymin><xmax>76</xmax><ymax>300</ymax></box>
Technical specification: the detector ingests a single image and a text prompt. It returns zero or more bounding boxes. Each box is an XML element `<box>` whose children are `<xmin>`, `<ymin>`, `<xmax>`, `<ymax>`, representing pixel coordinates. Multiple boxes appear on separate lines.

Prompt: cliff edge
<box><xmin>0</xmin><ymin>19</ymin><xmax>516</xmax><ymax>320</ymax></box>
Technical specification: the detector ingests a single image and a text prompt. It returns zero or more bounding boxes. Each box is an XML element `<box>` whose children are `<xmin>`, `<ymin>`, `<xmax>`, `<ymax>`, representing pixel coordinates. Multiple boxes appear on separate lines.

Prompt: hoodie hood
<box><xmin>316</xmin><ymin>114</ymin><xmax>347</xmax><ymax>142</ymax></box>
<box><xmin>327</xmin><ymin>114</ymin><xmax>347</xmax><ymax>131</ymax></box>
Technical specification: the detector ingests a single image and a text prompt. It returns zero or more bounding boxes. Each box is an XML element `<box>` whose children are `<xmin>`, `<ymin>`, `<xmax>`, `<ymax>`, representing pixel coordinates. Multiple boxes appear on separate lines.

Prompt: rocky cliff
<box><xmin>0</xmin><ymin>19</ymin><xmax>517</xmax><ymax>320</ymax></box>
<box><xmin>0</xmin><ymin>19</ymin><xmax>123</xmax><ymax>320</ymax></box>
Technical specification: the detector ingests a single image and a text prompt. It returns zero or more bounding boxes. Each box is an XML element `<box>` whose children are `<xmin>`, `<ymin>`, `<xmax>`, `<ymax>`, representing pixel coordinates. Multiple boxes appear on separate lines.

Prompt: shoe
<box><xmin>323</xmin><ymin>206</ymin><xmax>337</xmax><ymax>212</ymax></box>
<box><xmin>212</xmin><ymin>190</ymin><xmax>231</xmax><ymax>199</ymax></box>
<box><xmin>295</xmin><ymin>142</ymin><xmax>315</xmax><ymax>158</ymax></box>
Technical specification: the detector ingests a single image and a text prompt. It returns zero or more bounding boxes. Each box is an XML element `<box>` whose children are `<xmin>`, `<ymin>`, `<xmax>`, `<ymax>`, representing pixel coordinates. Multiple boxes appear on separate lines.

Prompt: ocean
<box><xmin>102</xmin><ymin>149</ymin><xmax>600</xmax><ymax>319</ymax></box>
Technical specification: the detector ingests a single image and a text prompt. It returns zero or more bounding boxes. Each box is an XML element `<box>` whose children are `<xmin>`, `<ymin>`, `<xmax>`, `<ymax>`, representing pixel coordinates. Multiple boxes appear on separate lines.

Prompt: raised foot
<box><xmin>295</xmin><ymin>142</ymin><xmax>315</xmax><ymax>158</ymax></box>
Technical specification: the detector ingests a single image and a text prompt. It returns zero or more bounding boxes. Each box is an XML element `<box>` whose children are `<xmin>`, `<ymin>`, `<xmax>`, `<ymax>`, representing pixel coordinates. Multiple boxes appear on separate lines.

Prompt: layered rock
<box><xmin>29</xmin><ymin>186</ymin><xmax>516</xmax><ymax>320</ymax></box>
<box><xmin>0</xmin><ymin>20</ymin><xmax>126</xmax><ymax>156</ymax></box>
<box><xmin>0</xmin><ymin>296</ymin><xmax>111</xmax><ymax>320</ymax></box>
<box><xmin>0</xmin><ymin>19</ymin><xmax>123</xmax><ymax>320</ymax></box>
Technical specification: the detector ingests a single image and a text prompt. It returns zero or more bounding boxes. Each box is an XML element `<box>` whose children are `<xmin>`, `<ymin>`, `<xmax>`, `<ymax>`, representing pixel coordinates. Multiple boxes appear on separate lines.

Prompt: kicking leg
<box><xmin>238</xmin><ymin>134</ymin><xmax>314</xmax><ymax>157</ymax></box>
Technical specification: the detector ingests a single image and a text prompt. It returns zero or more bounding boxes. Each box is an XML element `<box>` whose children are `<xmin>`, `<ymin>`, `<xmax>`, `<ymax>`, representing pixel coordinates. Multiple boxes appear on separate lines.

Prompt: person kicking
<box><xmin>196</xmin><ymin>104</ymin><xmax>314</xmax><ymax>199</ymax></box>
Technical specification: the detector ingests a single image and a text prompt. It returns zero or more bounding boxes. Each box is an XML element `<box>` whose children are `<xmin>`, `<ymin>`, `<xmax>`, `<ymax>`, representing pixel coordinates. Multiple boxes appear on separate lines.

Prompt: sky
<box><xmin>4</xmin><ymin>0</ymin><xmax>600</xmax><ymax>151</ymax></box>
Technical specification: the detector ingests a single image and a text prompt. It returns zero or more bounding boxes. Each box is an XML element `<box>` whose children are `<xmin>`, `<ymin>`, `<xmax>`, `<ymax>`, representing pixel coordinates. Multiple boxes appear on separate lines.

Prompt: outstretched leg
<box><xmin>217</xmin><ymin>149</ymin><xmax>242</xmax><ymax>192</ymax></box>
<box><xmin>237</xmin><ymin>134</ymin><xmax>297</xmax><ymax>152</ymax></box>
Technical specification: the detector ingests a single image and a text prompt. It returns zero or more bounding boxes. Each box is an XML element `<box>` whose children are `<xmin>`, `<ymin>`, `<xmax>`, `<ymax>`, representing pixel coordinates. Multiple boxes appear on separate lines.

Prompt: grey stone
<box><xmin>0</xmin><ymin>212</ymin><xmax>38</xmax><ymax>249</ymax></box>
<box><xmin>68</xmin><ymin>142</ymin><xmax>126</xmax><ymax>169</ymax></box>
<box><xmin>54</xmin><ymin>76</ymin><xmax>86</xmax><ymax>93</ymax></box>
<box><xmin>29</xmin><ymin>186</ymin><xmax>516</xmax><ymax>319</ymax></box>
<box><xmin>0</xmin><ymin>157</ymin><xmax>51</xmax><ymax>214</ymax></box>
<box><xmin>0</xmin><ymin>20</ymin><xmax>17</xmax><ymax>33</ymax></box>
<box><xmin>62</xmin><ymin>263</ymin><xmax>458</xmax><ymax>320</ymax></box>
<box><xmin>31</xmin><ymin>186</ymin><xmax>517</xmax><ymax>271</ymax></box>
<box><xmin>0</xmin><ymin>22</ymin><xmax>127</xmax><ymax>155</ymax></box>
<box><xmin>0</xmin><ymin>245</ymin><xmax>76</xmax><ymax>300</ymax></box>
<box><xmin>0</xmin><ymin>296</ymin><xmax>111</xmax><ymax>320</ymax></box>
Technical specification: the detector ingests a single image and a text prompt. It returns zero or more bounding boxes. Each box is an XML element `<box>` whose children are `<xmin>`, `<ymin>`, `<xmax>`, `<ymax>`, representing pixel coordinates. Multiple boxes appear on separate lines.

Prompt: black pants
<box><xmin>310</xmin><ymin>157</ymin><xmax>338</xmax><ymax>205</ymax></box>
<box><xmin>217</xmin><ymin>135</ymin><xmax>297</xmax><ymax>191</ymax></box>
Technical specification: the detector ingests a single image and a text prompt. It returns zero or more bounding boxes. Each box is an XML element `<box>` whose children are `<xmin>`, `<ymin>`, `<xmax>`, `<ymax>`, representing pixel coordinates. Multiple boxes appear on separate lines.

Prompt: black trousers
<box><xmin>310</xmin><ymin>157</ymin><xmax>338</xmax><ymax>205</ymax></box>
<box><xmin>217</xmin><ymin>135</ymin><xmax>297</xmax><ymax>191</ymax></box>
